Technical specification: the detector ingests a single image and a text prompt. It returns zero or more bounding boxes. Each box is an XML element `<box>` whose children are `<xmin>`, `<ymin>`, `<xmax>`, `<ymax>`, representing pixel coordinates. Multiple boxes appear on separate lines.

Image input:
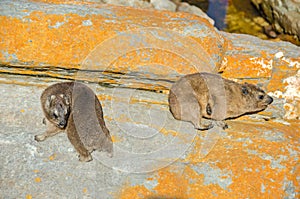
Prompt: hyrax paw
<box><xmin>223</xmin><ymin>123</ymin><xmax>229</xmax><ymax>130</ymax></box>
<box><xmin>34</xmin><ymin>134</ymin><xmax>46</xmax><ymax>142</ymax></box>
<box><xmin>213</xmin><ymin>121</ymin><xmax>228</xmax><ymax>130</ymax></box>
<box><xmin>79</xmin><ymin>154</ymin><xmax>93</xmax><ymax>162</ymax></box>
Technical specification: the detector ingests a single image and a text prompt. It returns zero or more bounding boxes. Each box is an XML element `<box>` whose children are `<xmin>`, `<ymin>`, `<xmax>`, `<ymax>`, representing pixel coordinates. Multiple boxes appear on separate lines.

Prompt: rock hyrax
<box><xmin>35</xmin><ymin>82</ymin><xmax>113</xmax><ymax>162</ymax></box>
<box><xmin>168</xmin><ymin>72</ymin><xmax>273</xmax><ymax>130</ymax></box>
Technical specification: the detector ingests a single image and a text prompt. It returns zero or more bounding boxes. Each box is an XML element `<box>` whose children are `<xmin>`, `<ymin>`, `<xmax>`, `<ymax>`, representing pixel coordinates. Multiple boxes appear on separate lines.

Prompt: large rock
<box><xmin>0</xmin><ymin>0</ymin><xmax>299</xmax><ymax>198</ymax></box>
<box><xmin>177</xmin><ymin>2</ymin><xmax>214</xmax><ymax>25</ymax></box>
<box><xmin>251</xmin><ymin>0</ymin><xmax>300</xmax><ymax>38</ymax></box>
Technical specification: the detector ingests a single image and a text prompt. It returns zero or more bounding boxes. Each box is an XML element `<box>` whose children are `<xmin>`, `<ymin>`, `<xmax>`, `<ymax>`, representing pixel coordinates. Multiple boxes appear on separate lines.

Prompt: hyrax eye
<box><xmin>258</xmin><ymin>95</ymin><xmax>264</xmax><ymax>100</ymax></box>
<box><xmin>242</xmin><ymin>86</ymin><xmax>248</xmax><ymax>95</ymax></box>
<box><xmin>53</xmin><ymin>111</ymin><xmax>58</xmax><ymax>119</ymax></box>
<box><xmin>206</xmin><ymin>103</ymin><xmax>212</xmax><ymax>115</ymax></box>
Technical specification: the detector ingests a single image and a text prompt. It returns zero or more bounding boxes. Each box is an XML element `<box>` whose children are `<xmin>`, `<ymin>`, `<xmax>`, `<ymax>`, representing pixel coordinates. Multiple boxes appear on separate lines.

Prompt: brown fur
<box><xmin>35</xmin><ymin>82</ymin><xmax>113</xmax><ymax>162</ymax></box>
<box><xmin>168</xmin><ymin>72</ymin><xmax>273</xmax><ymax>130</ymax></box>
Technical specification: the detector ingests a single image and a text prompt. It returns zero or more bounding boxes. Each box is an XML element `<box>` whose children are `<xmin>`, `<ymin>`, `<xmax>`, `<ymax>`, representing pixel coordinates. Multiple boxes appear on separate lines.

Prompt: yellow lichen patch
<box><xmin>108</xmin><ymin>48</ymin><xmax>199</xmax><ymax>77</ymax></box>
<box><xmin>31</xmin><ymin>0</ymin><xmax>93</xmax><ymax>5</ymax></box>
<box><xmin>119</xmin><ymin>184</ymin><xmax>152</xmax><ymax>199</ymax></box>
<box><xmin>268</xmin><ymin>69</ymin><xmax>299</xmax><ymax>119</ymax></box>
<box><xmin>1</xmin><ymin>2</ymin><xmax>225</xmax><ymax>80</ymax></box>
<box><xmin>222</xmin><ymin>54</ymin><xmax>273</xmax><ymax>79</ymax></box>
<box><xmin>114</xmin><ymin>114</ymin><xmax>131</xmax><ymax>123</ymax></box>
<box><xmin>180</xmin><ymin>120</ymin><xmax>299</xmax><ymax>198</ymax></box>
<box><xmin>25</xmin><ymin>194</ymin><xmax>32</xmax><ymax>199</ymax></box>
<box><xmin>152</xmin><ymin>168</ymin><xmax>189</xmax><ymax>198</ymax></box>
<box><xmin>182</xmin><ymin>165</ymin><xmax>233</xmax><ymax>199</ymax></box>
<box><xmin>118</xmin><ymin>168</ymin><xmax>190</xmax><ymax>198</ymax></box>
<box><xmin>129</xmin><ymin>98</ymin><xmax>167</xmax><ymax>106</ymax></box>
<box><xmin>20</xmin><ymin>109</ymin><xmax>25</xmax><ymax>113</ymax></box>
<box><xmin>49</xmin><ymin>153</ymin><xmax>56</xmax><ymax>161</ymax></box>
<box><xmin>35</xmin><ymin>177</ymin><xmax>41</xmax><ymax>183</ymax></box>
<box><xmin>158</xmin><ymin>128</ymin><xmax>177</xmax><ymax>137</ymax></box>
<box><xmin>0</xmin><ymin>12</ymin><xmax>112</xmax><ymax>68</ymax></box>
<box><xmin>111</xmin><ymin>135</ymin><xmax>123</xmax><ymax>143</ymax></box>
<box><xmin>267</xmin><ymin>70</ymin><xmax>290</xmax><ymax>92</ymax></box>
<box><xmin>97</xmin><ymin>94</ymin><xmax>113</xmax><ymax>101</ymax></box>
<box><xmin>82</xmin><ymin>187</ymin><xmax>88</xmax><ymax>193</ymax></box>
<box><xmin>33</xmin><ymin>169</ymin><xmax>39</xmax><ymax>173</ymax></box>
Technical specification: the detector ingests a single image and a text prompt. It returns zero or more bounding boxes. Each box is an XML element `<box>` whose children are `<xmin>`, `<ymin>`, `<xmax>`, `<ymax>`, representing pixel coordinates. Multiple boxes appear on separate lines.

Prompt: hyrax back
<box><xmin>168</xmin><ymin>72</ymin><xmax>273</xmax><ymax>130</ymax></box>
<box><xmin>36</xmin><ymin>82</ymin><xmax>113</xmax><ymax>162</ymax></box>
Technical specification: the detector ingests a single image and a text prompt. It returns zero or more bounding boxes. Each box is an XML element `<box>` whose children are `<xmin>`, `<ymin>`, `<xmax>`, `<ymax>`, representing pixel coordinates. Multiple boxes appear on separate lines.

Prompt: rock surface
<box><xmin>101</xmin><ymin>0</ymin><xmax>215</xmax><ymax>25</ymax></box>
<box><xmin>0</xmin><ymin>0</ymin><xmax>299</xmax><ymax>198</ymax></box>
<box><xmin>251</xmin><ymin>0</ymin><xmax>300</xmax><ymax>38</ymax></box>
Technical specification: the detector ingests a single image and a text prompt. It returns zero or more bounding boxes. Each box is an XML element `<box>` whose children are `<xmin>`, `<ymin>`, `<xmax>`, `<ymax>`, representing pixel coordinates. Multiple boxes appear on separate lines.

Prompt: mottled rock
<box><xmin>151</xmin><ymin>0</ymin><xmax>177</xmax><ymax>11</ymax></box>
<box><xmin>181</xmin><ymin>0</ymin><xmax>209</xmax><ymax>12</ymax></box>
<box><xmin>177</xmin><ymin>2</ymin><xmax>214</xmax><ymax>25</ymax></box>
<box><xmin>101</xmin><ymin>0</ymin><xmax>153</xmax><ymax>9</ymax></box>
<box><xmin>251</xmin><ymin>0</ymin><xmax>300</xmax><ymax>38</ymax></box>
<box><xmin>0</xmin><ymin>0</ymin><xmax>299</xmax><ymax>198</ymax></box>
<box><xmin>97</xmin><ymin>0</ymin><xmax>214</xmax><ymax>25</ymax></box>
<box><xmin>0</xmin><ymin>0</ymin><xmax>225</xmax><ymax>91</ymax></box>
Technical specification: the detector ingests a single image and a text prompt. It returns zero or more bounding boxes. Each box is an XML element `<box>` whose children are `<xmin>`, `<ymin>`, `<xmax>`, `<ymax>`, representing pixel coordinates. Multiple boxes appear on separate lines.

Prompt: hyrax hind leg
<box><xmin>66</xmin><ymin>114</ymin><xmax>92</xmax><ymax>162</ymax></box>
<box><xmin>35</xmin><ymin>118</ymin><xmax>63</xmax><ymax>142</ymax></box>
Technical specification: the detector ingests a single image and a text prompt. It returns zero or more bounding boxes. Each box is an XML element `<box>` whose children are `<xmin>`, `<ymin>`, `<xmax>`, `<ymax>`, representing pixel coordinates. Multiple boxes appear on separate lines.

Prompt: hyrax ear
<box><xmin>241</xmin><ymin>85</ymin><xmax>249</xmax><ymax>95</ymax></box>
<box><xmin>45</xmin><ymin>95</ymin><xmax>56</xmax><ymax>108</ymax></box>
<box><xmin>206</xmin><ymin>103</ymin><xmax>212</xmax><ymax>115</ymax></box>
<box><xmin>62</xmin><ymin>94</ymin><xmax>71</xmax><ymax>105</ymax></box>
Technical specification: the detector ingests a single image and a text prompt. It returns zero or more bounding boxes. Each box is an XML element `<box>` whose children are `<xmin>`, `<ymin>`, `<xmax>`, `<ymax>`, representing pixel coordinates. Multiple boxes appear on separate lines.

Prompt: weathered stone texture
<box><xmin>0</xmin><ymin>0</ymin><xmax>299</xmax><ymax>198</ymax></box>
<box><xmin>251</xmin><ymin>0</ymin><xmax>300</xmax><ymax>38</ymax></box>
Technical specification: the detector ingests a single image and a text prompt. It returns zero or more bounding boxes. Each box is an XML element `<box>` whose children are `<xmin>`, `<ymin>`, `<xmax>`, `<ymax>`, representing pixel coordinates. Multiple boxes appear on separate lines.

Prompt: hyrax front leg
<box><xmin>193</xmin><ymin>117</ymin><xmax>214</xmax><ymax>130</ymax></box>
<box><xmin>204</xmin><ymin>104</ymin><xmax>228</xmax><ymax>130</ymax></box>
<box><xmin>35</xmin><ymin>119</ymin><xmax>63</xmax><ymax>142</ymax></box>
<box><xmin>212</xmin><ymin>120</ymin><xmax>228</xmax><ymax>130</ymax></box>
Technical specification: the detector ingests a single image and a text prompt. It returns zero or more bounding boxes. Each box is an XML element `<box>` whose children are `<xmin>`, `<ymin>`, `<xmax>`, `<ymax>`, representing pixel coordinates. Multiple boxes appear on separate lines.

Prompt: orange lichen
<box><xmin>97</xmin><ymin>94</ymin><xmax>113</xmax><ymax>101</ymax></box>
<box><xmin>25</xmin><ymin>194</ymin><xmax>32</xmax><ymax>199</ymax></box>
<box><xmin>158</xmin><ymin>128</ymin><xmax>177</xmax><ymax>137</ymax></box>
<box><xmin>222</xmin><ymin>54</ymin><xmax>273</xmax><ymax>79</ymax></box>
<box><xmin>34</xmin><ymin>177</ymin><xmax>41</xmax><ymax>183</ymax></box>
<box><xmin>1</xmin><ymin>2</ymin><xmax>223</xmax><ymax>78</ymax></box>
<box><xmin>111</xmin><ymin>135</ymin><xmax>123</xmax><ymax>143</ymax></box>
<box><xmin>49</xmin><ymin>153</ymin><xmax>56</xmax><ymax>161</ymax></box>
<box><xmin>153</xmin><ymin>169</ymin><xmax>189</xmax><ymax>198</ymax></box>
<box><xmin>118</xmin><ymin>120</ymin><xmax>299</xmax><ymax>198</ymax></box>
<box><xmin>1</xmin><ymin>2</ymin><xmax>299</xmax><ymax>198</ymax></box>
<box><xmin>129</xmin><ymin>98</ymin><xmax>167</xmax><ymax>106</ymax></box>
<box><xmin>119</xmin><ymin>184</ymin><xmax>152</xmax><ymax>199</ymax></box>
<box><xmin>82</xmin><ymin>187</ymin><xmax>88</xmax><ymax>193</ymax></box>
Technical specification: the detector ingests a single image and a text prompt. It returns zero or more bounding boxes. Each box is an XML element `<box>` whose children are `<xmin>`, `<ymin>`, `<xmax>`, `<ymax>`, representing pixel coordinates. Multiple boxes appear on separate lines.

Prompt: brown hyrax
<box><xmin>35</xmin><ymin>82</ymin><xmax>113</xmax><ymax>162</ymax></box>
<box><xmin>168</xmin><ymin>72</ymin><xmax>273</xmax><ymax>130</ymax></box>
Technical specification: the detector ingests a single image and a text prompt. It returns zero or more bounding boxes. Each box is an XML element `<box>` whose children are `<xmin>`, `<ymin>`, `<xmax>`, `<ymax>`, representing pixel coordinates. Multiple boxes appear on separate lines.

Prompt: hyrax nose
<box><xmin>266</xmin><ymin>96</ymin><xmax>273</xmax><ymax>104</ymax></box>
<box><xmin>59</xmin><ymin>121</ymin><xmax>66</xmax><ymax>127</ymax></box>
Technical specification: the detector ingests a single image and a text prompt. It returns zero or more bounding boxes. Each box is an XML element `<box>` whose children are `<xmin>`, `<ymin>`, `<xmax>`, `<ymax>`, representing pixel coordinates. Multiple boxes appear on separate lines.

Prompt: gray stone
<box><xmin>177</xmin><ymin>2</ymin><xmax>215</xmax><ymax>25</ymax></box>
<box><xmin>251</xmin><ymin>0</ymin><xmax>300</xmax><ymax>38</ymax></box>
<box><xmin>101</xmin><ymin>0</ymin><xmax>153</xmax><ymax>9</ymax></box>
<box><xmin>150</xmin><ymin>0</ymin><xmax>177</xmax><ymax>12</ymax></box>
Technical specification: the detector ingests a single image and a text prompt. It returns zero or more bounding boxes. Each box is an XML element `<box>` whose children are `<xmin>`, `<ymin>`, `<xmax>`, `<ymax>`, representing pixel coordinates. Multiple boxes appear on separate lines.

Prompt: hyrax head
<box><xmin>236</xmin><ymin>83</ymin><xmax>273</xmax><ymax>115</ymax></box>
<box><xmin>45</xmin><ymin>94</ymin><xmax>71</xmax><ymax>129</ymax></box>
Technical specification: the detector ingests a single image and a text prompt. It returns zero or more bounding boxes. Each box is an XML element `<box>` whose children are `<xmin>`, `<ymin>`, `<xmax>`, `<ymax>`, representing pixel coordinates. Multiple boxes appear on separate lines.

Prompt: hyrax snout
<box><xmin>35</xmin><ymin>82</ymin><xmax>113</xmax><ymax>162</ymax></box>
<box><xmin>45</xmin><ymin>94</ymin><xmax>70</xmax><ymax>129</ymax></box>
<box><xmin>168</xmin><ymin>72</ymin><xmax>273</xmax><ymax>130</ymax></box>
